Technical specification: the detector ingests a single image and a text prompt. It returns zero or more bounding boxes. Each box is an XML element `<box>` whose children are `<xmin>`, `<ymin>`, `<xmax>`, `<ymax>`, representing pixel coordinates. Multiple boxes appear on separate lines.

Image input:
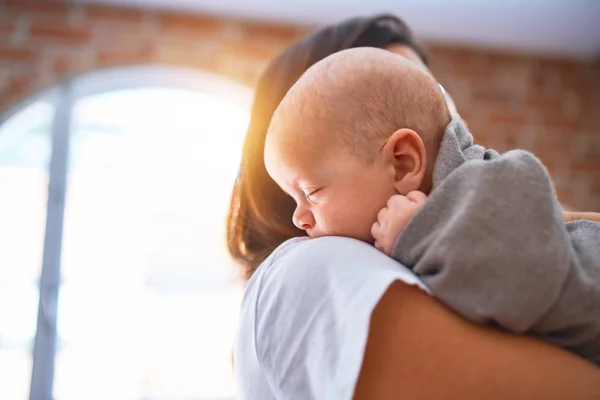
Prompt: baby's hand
<box><xmin>371</xmin><ymin>191</ymin><xmax>428</xmax><ymax>256</ymax></box>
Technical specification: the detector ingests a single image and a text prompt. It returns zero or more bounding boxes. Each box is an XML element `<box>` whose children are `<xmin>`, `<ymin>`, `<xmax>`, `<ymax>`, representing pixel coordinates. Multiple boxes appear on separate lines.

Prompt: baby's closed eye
<box><xmin>305</xmin><ymin>188</ymin><xmax>322</xmax><ymax>204</ymax></box>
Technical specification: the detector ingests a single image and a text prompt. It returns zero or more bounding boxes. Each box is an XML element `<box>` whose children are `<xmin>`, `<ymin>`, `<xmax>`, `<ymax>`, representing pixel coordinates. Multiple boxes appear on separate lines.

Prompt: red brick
<box><xmin>95</xmin><ymin>45</ymin><xmax>155</xmax><ymax>67</ymax></box>
<box><xmin>29</xmin><ymin>23</ymin><xmax>92</xmax><ymax>45</ymax></box>
<box><xmin>0</xmin><ymin>46</ymin><xmax>38</xmax><ymax>62</ymax></box>
<box><xmin>533</xmin><ymin>153</ymin><xmax>557</xmax><ymax>169</ymax></box>
<box><xmin>560</xmin><ymin>73</ymin><xmax>590</xmax><ymax>93</ymax></box>
<box><xmin>534</xmin><ymin>135</ymin><xmax>571</xmax><ymax>155</ymax></box>
<box><xmin>2</xmin><ymin>76</ymin><xmax>31</xmax><ymax>96</ymax></box>
<box><xmin>84</xmin><ymin>4</ymin><xmax>144</xmax><ymax>24</ymax></box>
<box><xmin>530</xmin><ymin>70</ymin><xmax>550</xmax><ymax>90</ymax></box>
<box><xmin>51</xmin><ymin>54</ymin><xmax>73</xmax><ymax>76</ymax></box>
<box><xmin>570</xmin><ymin>161</ymin><xmax>600</xmax><ymax>175</ymax></box>
<box><xmin>241</xmin><ymin>21</ymin><xmax>302</xmax><ymax>42</ymax></box>
<box><xmin>538</xmin><ymin>59</ymin><xmax>577</xmax><ymax>76</ymax></box>
<box><xmin>484</xmin><ymin>52</ymin><xmax>524</xmax><ymax>68</ymax></box>
<box><xmin>158</xmin><ymin>12</ymin><xmax>220</xmax><ymax>36</ymax></box>
<box><xmin>4</xmin><ymin>0</ymin><xmax>70</xmax><ymax>16</ymax></box>
<box><xmin>0</xmin><ymin>93</ymin><xmax>21</xmax><ymax>113</ymax></box>
<box><xmin>526</xmin><ymin>94</ymin><xmax>562</xmax><ymax>112</ymax></box>
<box><xmin>219</xmin><ymin>39</ymin><xmax>279</xmax><ymax>62</ymax></box>
<box><xmin>540</xmin><ymin>111</ymin><xmax>583</xmax><ymax>130</ymax></box>
<box><xmin>91</xmin><ymin>24</ymin><xmax>154</xmax><ymax>50</ymax></box>
<box><xmin>471</xmin><ymin>87</ymin><xmax>516</xmax><ymax>105</ymax></box>
<box><xmin>427</xmin><ymin>45</ymin><xmax>477</xmax><ymax>64</ymax></box>
<box><xmin>154</xmin><ymin>43</ymin><xmax>218</xmax><ymax>71</ymax></box>
<box><xmin>0</xmin><ymin>20</ymin><xmax>17</xmax><ymax>36</ymax></box>
<box><xmin>489</xmin><ymin>110</ymin><xmax>529</xmax><ymax>126</ymax></box>
<box><xmin>451</xmin><ymin>64</ymin><xmax>492</xmax><ymax>80</ymax></box>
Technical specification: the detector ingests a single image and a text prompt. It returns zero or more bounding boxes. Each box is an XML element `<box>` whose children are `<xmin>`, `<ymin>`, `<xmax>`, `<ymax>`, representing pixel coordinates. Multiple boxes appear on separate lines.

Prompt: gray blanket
<box><xmin>391</xmin><ymin>117</ymin><xmax>600</xmax><ymax>364</ymax></box>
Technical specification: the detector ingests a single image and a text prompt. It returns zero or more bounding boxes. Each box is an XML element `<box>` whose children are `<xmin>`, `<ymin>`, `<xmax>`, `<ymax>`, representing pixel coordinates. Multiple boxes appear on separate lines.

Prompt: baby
<box><xmin>264</xmin><ymin>47</ymin><xmax>600</xmax><ymax>364</ymax></box>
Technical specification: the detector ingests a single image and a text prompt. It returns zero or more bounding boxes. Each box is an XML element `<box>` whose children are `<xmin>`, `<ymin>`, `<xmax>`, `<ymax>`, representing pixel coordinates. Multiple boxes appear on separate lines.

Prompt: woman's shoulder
<box><xmin>243</xmin><ymin>236</ymin><xmax>426</xmax><ymax>319</ymax></box>
<box><xmin>257</xmin><ymin>236</ymin><xmax>425</xmax><ymax>290</ymax></box>
<box><xmin>236</xmin><ymin>236</ymin><xmax>427</xmax><ymax>399</ymax></box>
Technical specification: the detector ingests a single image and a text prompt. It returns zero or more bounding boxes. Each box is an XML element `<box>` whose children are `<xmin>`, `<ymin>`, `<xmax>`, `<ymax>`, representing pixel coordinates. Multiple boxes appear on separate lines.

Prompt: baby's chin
<box><xmin>305</xmin><ymin>229</ymin><xmax>342</xmax><ymax>239</ymax></box>
<box><xmin>304</xmin><ymin>229</ymin><xmax>320</xmax><ymax>239</ymax></box>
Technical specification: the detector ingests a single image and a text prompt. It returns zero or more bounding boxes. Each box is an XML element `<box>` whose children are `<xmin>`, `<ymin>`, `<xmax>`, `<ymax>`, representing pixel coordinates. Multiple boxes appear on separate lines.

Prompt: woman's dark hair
<box><xmin>227</xmin><ymin>14</ymin><xmax>427</xmax><ymax>280</ymax></box>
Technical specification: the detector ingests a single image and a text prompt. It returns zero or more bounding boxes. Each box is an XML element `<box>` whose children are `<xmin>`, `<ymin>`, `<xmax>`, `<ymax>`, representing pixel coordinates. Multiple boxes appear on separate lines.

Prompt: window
<box><xmin>0</xmin><ymin>67</ymin><xmax>250</xmax><ymax>400</ymax></box>
<box><xmin>0</xmin><ymin>95</ymin><xmax>55</xmax><ymax>400</ymax></box>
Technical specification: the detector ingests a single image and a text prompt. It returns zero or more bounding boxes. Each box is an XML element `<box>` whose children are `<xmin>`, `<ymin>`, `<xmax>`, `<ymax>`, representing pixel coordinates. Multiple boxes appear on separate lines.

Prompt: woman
<box><xmin>229</xmin><ymin>14</ymin><xmax>600</xmax><ymax>399</ymax></box>
<box><xmin>227</xmin><ymin>14</ymin><xmax>447</xmax><ymax>280</ymax></box>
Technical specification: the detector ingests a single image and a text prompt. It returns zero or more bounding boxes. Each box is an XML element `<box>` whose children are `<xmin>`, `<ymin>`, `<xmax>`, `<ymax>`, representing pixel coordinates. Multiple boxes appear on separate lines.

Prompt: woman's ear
<box><xmin>381</xmin><ymin>128</ymin><xmax>428</xmax><ymax>194</ymax></box>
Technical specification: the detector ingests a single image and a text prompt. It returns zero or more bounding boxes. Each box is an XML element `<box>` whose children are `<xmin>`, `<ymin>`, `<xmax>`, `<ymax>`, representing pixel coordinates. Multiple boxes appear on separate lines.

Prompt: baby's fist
<box><xmin>371</xmin><ymin>191</ymin><xmax>427</xmax><ymax>255</ymax></box>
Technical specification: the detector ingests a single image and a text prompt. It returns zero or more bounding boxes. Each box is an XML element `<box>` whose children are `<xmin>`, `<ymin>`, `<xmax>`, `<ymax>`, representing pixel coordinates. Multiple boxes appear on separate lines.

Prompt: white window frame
<box><xmin>0</xmin><ymin>65</ymin><xmax>252</xmax><ymax>400</ymax></box>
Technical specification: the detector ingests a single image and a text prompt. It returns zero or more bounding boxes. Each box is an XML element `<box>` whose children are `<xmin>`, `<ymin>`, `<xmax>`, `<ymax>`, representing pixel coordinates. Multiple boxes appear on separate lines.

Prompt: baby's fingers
<box><xmin>376</xmin><ymin>207</ymin><xmax>389</xmax><ymax>227</ymax></box>
<box><xmin>387</xmin><ymin>194</ymin><xmax>409</xmax><ymax>209</ymax></box>
<box><xmin>406</xmin><ymin>190</ymin><xmax>427</xmax><ymax>204</ymax></box>
<box><xmin>371</xmin><ymin>220</ymin><xmax>382</xmax><ymax>240</ymax></box>
<box><xmin>372</xmin><ymin>221</ymin><xmax>393</xmax><ymax>255</ymax></box>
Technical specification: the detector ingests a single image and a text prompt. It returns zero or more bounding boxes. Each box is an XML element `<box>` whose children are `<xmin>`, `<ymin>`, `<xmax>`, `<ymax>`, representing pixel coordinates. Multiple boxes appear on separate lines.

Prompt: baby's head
<box><xmin>264</xmin><ymin>47</ymin><xmax>451</xmax><ymax>241</ymax></box>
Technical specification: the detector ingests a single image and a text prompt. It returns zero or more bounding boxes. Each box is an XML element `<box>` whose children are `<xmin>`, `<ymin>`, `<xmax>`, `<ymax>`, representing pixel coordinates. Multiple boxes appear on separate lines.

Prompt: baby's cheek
<box><xmin>351</xmin><ymin>210</ymin><xmax>381</xmax><ymax>242</ymax></box>
<box><xmin>318</xmin><ymin>208</ymin><xmax>359</xmax><ymax>239</ymax></box>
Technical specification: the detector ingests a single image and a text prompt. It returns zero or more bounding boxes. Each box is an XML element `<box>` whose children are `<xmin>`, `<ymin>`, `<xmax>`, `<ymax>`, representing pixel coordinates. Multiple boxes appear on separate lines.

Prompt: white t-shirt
<box><xmin>234</xmin><ymin>236</ymin><xmax>427</xmax><ymax>400</ymax></box>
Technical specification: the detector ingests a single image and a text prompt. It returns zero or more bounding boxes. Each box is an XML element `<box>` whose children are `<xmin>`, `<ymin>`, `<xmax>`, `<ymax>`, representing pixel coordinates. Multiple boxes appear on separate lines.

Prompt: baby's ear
<box><xmin>382</xmin><ymin>129</ymin><xmax>428</xmax><ymax>194</ymax></box>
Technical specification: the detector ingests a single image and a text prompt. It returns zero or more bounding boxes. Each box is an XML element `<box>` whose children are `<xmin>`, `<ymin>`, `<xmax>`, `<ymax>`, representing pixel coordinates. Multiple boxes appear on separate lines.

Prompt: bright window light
<box><xmin>0</xmin><ymin>83</ymin><xmax>250</xmax><ymax>400</ymax></box>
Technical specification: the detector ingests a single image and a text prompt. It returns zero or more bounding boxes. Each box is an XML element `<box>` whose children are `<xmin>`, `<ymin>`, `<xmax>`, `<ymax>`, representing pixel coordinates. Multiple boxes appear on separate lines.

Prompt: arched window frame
<box><xmin>0</xmin><ymin>65</ymin><xmax>251</xmax><ymax>400</ymax></box>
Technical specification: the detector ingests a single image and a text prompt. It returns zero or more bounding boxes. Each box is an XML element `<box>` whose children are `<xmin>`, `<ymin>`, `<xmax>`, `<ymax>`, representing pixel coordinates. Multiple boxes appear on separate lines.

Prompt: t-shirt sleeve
<box><xmin>253</xmin><ymin>236</ymin><xmax>427</xmax><ymax>400</ymax></box>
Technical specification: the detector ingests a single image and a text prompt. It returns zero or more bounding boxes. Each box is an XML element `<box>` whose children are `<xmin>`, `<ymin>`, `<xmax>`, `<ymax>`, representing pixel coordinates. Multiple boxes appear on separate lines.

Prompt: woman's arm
<box><xmin>354</xmin><ymin>281</ymin><xmax>600</xmax><ymax>399</ymax></box>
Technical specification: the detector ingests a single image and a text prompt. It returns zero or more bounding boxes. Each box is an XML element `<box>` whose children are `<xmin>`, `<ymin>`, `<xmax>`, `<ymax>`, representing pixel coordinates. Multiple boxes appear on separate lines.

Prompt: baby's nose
<box><xmin>292</xmin><ymin>206</ymin><xmax>315</xmax><ymax>231</ymax></box>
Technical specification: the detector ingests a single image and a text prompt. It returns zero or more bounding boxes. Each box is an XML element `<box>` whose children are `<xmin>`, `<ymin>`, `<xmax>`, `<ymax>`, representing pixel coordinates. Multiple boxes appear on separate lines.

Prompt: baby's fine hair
<box><xmin>271</xmin><ymin>47</ymin><xmax>451</xmax><ymax>161</ymax></box>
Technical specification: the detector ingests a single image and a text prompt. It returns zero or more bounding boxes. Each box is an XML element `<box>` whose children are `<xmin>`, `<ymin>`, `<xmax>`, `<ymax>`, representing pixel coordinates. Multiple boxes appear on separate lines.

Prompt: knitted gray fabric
<box><xmin>391</xmin><ymin>117</ymin><xmax>600</xmax><ymax>364</ymax></box>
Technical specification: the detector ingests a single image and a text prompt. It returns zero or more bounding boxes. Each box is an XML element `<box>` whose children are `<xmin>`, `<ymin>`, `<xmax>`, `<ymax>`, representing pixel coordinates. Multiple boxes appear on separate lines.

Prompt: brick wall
<box><xmin>430</xmin><ymin>46</ymin><xmax>600</xmax><ymax>210</ymax></box>
<box><xmin>1</xmin><ymin>0</ymin><xmax>598</xmax><ymax>209</ymax></box>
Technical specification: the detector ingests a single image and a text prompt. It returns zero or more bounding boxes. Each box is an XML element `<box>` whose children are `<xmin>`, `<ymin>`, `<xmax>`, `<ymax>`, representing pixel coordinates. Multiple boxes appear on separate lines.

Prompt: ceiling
<box><xmin>77</xmin><ymin>0</ymin><xmax>600</xmax><ymax>60</ymax></box>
